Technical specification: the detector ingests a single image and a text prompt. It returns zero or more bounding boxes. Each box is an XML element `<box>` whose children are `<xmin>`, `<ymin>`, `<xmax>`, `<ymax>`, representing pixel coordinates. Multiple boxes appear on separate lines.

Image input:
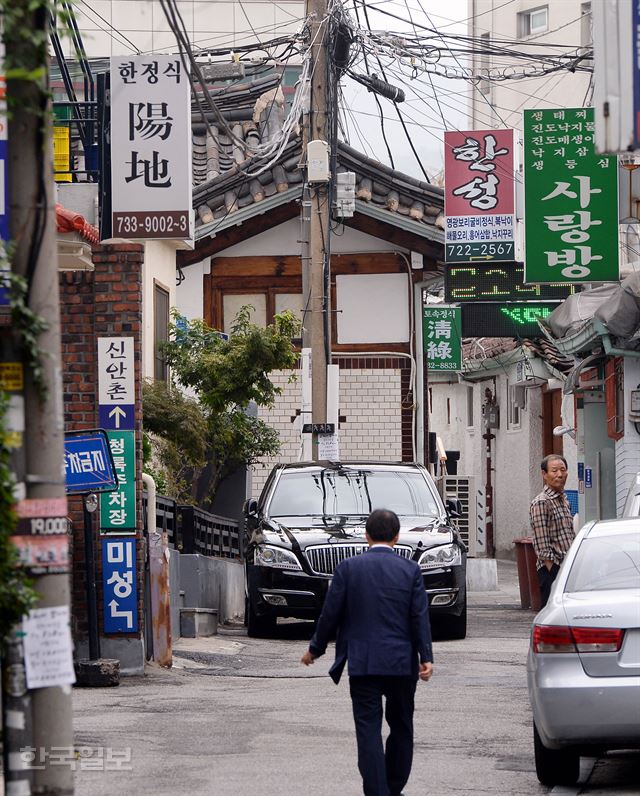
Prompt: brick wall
<box><xmin>251</xmin><ymin>356</ymin><xmax>413</xmax><ymax>498</ymax></box>
<box><xmin>59</xmin><ymin>243</ymin><xmax>144</xmax><ymax>647</ymax></box>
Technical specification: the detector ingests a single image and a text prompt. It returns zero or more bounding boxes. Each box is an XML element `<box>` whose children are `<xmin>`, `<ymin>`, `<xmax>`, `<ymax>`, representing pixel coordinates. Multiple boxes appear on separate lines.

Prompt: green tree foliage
<box><xmin>143</xmin><ymin>307</ymin><xmax>300</xmax><ymax>507</ymax></box>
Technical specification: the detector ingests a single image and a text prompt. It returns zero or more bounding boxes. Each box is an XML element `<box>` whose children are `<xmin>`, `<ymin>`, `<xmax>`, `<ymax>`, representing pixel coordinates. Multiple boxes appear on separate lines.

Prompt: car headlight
<box><xmin>418</xmin><ymin>544</ymin><xmax>461</xmax><ymax>570</ymax></box>
<box><xmin>254</xmin><ymin>545</ymin><xmax>302</xmax><ymax>571</ymax></box>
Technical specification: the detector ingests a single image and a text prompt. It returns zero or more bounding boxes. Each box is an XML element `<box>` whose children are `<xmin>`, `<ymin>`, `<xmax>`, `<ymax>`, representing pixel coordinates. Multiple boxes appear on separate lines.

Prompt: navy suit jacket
<box><xmin>309</xmin><ymin>546</ymin><xmax>433</xmax><ymax>684</ymax></box>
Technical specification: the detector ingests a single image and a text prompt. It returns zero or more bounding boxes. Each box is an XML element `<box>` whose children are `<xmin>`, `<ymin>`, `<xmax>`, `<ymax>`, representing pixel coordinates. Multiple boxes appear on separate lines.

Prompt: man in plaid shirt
<box><xmin>530</xmin><ymin>454</ymin><xmax>575</xmax><ymax>607</ymax></box>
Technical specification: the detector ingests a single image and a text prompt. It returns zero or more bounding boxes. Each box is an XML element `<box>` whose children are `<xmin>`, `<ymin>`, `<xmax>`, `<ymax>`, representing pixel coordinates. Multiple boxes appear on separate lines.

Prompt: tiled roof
<box><xmin>191</xmin><ymin>81</ymin><xmax>444</xmax><ymax>235</ymax></box>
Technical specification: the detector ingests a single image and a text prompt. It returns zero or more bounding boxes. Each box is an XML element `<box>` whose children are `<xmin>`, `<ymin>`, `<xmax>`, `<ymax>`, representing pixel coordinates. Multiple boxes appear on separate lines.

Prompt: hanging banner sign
<box><xmin>524</xmin><ymin>108</ymin><xmax>619</xmax><ymax>284</ymax></box>
<box><xmin>422</xmin><ymin>303</ymin><xmax>462</xmax><ymax>371</ymax></box>
<box><xmin>110</xmin><ymin>55</ymin><xmax>192</xmax><ymax>240</ymax></box>
<box><xmin>444</xmin><ymin>128</ymin><xmax>516</xmax><ymax>263</ymax></box>
<box><xmin>99</xmin><ymin>431</ymin><xmax>136</xmax><ymax>532</ymax></box>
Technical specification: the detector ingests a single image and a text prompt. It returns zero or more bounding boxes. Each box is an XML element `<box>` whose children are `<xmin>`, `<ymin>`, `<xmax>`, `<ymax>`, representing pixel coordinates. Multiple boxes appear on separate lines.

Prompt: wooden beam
<box><xmin>177</xmin><ymin>200</ymin><xmax>300</xmax><ymax>267</ymax></box>
<box><xmin>344</xmin><ymin>214</ymin><xmax>443</xmax><ymax>266</ymax></box>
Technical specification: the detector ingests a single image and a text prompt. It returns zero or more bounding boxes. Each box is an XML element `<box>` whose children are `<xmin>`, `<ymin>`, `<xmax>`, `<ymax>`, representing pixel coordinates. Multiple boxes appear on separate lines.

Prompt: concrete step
<box><xmin>180</xmin><ymin>607</ymin><xmax>219</xmax><ymax>638</ymax></box>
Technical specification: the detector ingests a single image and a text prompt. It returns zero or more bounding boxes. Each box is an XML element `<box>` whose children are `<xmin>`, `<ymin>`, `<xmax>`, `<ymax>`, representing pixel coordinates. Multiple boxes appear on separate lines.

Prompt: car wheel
<box><xmin>446</xmin><ymin>600</ymin><xmax>467</xmax><ymax>640</ymax></box>
<box><xmin>533</xmin><ymin>722</ymin><xmax>580</xmax><ymax>786</ymax></box>
<box><xmin>246</xmin><ymin>597</ymin><xmax>276</xmax><ymax>638</ymax></box>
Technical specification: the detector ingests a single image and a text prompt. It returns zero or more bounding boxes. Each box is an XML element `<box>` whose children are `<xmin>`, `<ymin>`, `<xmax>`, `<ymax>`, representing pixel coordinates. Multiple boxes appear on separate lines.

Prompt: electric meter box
<box><xmin>307</xmin><ymin>139</ymin><xmax>329</xmax><ymax>182</ymax></box>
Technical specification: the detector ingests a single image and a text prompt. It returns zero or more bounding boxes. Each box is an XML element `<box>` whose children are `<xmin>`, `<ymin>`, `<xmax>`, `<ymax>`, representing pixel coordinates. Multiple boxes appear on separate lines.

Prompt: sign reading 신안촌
<box><xmin>523</xmin><ymin>108</ymin><xmax>619</xmax><ymax>284</ymax></box>
<box><xmin>444</xmin><ymin>128</ymin><xmax>516</xmax><ymax>263</ymax></box>
<box><xmin>422</xmin><ymin>303</ymin><xmax>462</xmax><ymax>371</ymax></box>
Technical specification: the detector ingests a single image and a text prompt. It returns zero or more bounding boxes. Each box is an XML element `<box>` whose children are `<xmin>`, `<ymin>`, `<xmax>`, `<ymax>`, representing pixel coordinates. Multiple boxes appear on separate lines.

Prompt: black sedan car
<box><xmin>244</xmin><ymin>461</ymin><xmax>467</xmax><ymax>639</ymax></box>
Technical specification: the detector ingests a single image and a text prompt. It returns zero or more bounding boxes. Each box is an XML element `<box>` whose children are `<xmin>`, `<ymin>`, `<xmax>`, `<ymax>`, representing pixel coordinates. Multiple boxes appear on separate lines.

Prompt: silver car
<box><xmin>527</xmin><ymin>518</ymin><xmax>640</xmax><ymax>787</ymax></box>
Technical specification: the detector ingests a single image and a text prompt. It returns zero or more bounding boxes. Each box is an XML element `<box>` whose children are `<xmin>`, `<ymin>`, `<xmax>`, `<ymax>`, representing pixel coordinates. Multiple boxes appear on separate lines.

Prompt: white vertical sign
<box><xmin>110</xmin><ymin>55</ymin><xmax>192</xmax><ymax>240</ymax></box>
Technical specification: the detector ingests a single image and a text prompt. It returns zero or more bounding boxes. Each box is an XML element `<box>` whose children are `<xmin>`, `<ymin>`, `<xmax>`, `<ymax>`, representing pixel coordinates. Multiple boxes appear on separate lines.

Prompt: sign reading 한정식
<box><xmin>110</xmin><ymin>55</ymin><xmax>192</xmax><ymax>240</ymax></box>
<box><xmin>444</xmin><ymin>129</ymin><xmax>516</xmax><ymax>263</ymax></box>
<box><xmin>523</xmin><ymin>108</ymin><xmax>619</xmax><ymax>284</ymax></box>
<box><xmin>422</xmin><ymin>303</ymin><xmax>462</xmax><ymax>371</ymax></box>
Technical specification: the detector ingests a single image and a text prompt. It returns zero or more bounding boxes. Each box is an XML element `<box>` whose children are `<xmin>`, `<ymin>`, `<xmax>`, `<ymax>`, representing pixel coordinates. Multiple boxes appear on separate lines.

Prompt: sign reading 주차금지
<box><xmin>444</xmin><ymin>128</ymin><xmax>516</xmax><ymax>263</ymax></box>
<box><xmin>523</xmin><ymin>108</ymin><xmax>619</xmax><ymax>284</ymax></box>
<box><xmin>422</xmin><ymin>304</ymin><xmax>462</xmax><ymax>371</ymax></box>
<box><xmin>110</xmin><ymin>55</ymin><xmax>192</xmax><ymax>240</ymax></box>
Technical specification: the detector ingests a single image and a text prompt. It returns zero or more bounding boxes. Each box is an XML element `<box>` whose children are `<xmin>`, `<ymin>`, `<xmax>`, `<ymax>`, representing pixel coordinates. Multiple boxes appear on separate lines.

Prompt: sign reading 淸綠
<box><xmin>523</xmin><ymin>108</ymin><xmax>619</xmax><ymax>284</ymax></box>
<box><xmin>422</xmin><ymin>304</ymin><xmax>462</xmax><ymax>371</ymax></box>
<box><xmin>110</xmin><ymin>55</ymin><xmax>192</xmax><ymax>241</ymax></box>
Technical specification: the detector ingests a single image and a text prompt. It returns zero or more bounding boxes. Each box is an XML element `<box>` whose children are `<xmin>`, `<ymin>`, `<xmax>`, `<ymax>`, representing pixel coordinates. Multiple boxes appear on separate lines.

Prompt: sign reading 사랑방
<box><xmin>523</xmin><ymin>108</ymin><xmax>619</xmax><ymax>284</ymax></box>
<box><xmin>422</xmin><ymin>304</ymin><xmax>462</xmax><ymax>371</ymax></box>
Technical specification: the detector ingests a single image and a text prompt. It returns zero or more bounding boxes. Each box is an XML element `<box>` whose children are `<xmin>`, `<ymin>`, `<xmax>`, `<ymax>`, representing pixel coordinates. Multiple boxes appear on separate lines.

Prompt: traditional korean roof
<box><xmin>189</xmin><ymin>79</ymin><xmax>444</xmax><ymax>248</ymax></box>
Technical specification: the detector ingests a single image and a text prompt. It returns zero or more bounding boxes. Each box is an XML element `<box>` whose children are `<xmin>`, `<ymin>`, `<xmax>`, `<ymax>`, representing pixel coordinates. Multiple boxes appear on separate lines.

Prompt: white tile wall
<box><xmin>250</xmin><ymin>367</ymin><xmax>405</xmax><ymax>498</ymax></box>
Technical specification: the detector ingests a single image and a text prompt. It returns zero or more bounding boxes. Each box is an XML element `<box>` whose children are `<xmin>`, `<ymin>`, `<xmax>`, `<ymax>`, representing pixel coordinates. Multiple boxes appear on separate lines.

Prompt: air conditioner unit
<box><xmin>437</xmin><ymin>475</ymin><xmax>477</xmax><ymax>557</ymax></box>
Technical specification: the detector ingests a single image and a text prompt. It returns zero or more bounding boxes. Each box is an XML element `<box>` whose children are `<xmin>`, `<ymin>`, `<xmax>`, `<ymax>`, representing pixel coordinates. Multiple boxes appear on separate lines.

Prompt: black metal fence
<box><xmin>142</xmin><ymin>492</ymin><xmax>241</xmax><ymax>560</ymax></box>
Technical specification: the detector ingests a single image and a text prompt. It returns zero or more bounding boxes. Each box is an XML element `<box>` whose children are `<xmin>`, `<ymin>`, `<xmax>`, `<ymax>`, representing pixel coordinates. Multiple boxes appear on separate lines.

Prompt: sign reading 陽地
<box><xmin>97</xmin><ymin>337</ymin><xmax>137</xmax><ymax>532</ymax></box>
<box><xmin>110</xmin><ymin>55</ymin><xmax>192</xmax><ymax>241</ymax></box>
<box><xmin>523</xmin><ymin>108</ymin><xmax>619</xmax><ymax>284</ymax></box>
<box><xmin>422</xmin><ymin>304</ymin><xmax>462</xmax><ymax>371</ymax></box>
<box><xmin>444</xmin><ymin>129</ymin><xmax>516</xmax><ymax>263</ymax></box>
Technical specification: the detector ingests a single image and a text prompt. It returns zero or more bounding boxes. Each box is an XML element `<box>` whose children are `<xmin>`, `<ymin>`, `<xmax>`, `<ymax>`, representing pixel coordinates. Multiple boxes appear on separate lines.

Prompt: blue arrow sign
<box><xmin>64</xmin><ymin>430</ymin><xmax>118</xmax><ymax>494</ymax></box>
<box><xmin>99</xmin><ymin>403</ymin><xmax>135</xmax><ymax>430</ymax></box>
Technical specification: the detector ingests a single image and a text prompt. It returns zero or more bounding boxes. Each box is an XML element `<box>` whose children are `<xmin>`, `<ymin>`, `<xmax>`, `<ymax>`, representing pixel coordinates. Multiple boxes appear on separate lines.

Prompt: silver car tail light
<box><xmin>533</xmin><ymin>625</ymin><xmax>625</xmax><ymax>654</ymax></box>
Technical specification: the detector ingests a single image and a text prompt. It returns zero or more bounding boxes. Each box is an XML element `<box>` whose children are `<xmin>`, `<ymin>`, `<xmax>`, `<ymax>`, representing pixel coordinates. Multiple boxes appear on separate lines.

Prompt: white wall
<box><xmin>142</xmin><ymin>240</ymin><xmax>179</xmax><ymax>379</ymax></box>
<box><xmin>469</xmin><ymin>0</ymin><xmax>591</xmax><ymax>129</ymax></box>
<box><xmin>615</xmin><ymin>358</ymin><xmax>640</xmax><ymax>514</ymax></box>
<box><xmin>65</xmin><ymin>0</ymin><xmax>305</xmax><ymax>57</ymax></box>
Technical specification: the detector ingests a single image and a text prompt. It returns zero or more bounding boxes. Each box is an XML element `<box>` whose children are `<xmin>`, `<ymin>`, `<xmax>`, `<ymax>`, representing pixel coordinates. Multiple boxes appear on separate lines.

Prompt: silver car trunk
<box><xmin>562</xmin><ymin>590</ymin><xmax>640</xmax><ymax>677</ymax></box>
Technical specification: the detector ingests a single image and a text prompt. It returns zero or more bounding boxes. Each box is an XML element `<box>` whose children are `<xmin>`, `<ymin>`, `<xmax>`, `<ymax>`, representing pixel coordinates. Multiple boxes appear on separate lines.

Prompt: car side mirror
<box><xmin>243</xmin><ymin>498</ymin><xmax>258</xmax><ymax>518</ymax></box>
<box><xmin>446</xmin><ymin>498</ymin><xmax>463</xmax><ymax>519</ymax></box>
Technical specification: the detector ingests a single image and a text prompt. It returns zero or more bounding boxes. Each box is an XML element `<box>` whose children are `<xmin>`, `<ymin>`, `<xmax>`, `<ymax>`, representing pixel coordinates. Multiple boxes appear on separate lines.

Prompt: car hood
<box><xmin>261</xmin><ymin>515</ymin><xmax>454</xmax><ymax>550</ymax></box>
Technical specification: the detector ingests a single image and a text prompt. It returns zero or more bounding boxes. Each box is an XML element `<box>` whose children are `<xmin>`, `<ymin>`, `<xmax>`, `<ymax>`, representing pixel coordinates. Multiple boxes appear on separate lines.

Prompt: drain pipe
<box><xmin>143</xmin><ymin>472</ymin><xmax>172</xmax><ymax>667</ymax></box>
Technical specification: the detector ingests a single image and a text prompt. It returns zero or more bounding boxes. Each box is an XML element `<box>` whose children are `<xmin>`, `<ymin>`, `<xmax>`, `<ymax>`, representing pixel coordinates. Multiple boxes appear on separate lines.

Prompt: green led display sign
<box><xmin>461</xmin><ymin>302</ymin><xmax>560</xmax><ymax>338</ymax></box>
<box><xmin>445</xmin><ymin>263</ymin><xmax>576</xmax><ymax>303</ymax></box>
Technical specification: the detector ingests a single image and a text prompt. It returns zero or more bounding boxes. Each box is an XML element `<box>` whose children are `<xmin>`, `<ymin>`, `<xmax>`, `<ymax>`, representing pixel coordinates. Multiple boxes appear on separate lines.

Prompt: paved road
<box><xmin>71</xmin><ymin>561</ymin><xmax>640</xmax><ymax>796</ymax></box>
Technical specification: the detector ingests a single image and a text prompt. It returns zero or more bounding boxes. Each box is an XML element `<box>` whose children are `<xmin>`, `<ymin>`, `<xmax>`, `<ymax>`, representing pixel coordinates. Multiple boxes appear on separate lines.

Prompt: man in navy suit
<box><xmin>301</xmin><ymin>508</ymin><xmax>434</xmax><ymax>796</ymax></box>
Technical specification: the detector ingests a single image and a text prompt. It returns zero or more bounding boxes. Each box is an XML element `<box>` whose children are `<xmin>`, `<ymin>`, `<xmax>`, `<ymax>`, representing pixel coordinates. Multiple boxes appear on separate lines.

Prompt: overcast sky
<box><xmin>342</xmin><ymin>0</ymin><xmax>468</xmax><ymax>180</ymax></box>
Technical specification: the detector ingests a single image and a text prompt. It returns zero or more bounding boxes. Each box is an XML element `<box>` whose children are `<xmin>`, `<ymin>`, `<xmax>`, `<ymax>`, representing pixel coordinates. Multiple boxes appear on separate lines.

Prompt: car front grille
<box><xmin>304</xmin><ymin>544</ymin><xmax>414</xmax><ymax>575</ymax></box>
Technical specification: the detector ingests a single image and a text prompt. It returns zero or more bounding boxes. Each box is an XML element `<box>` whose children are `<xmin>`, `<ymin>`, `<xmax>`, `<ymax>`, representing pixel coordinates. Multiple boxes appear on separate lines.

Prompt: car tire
<box><xmin>533</xmin><ymin>721</ymin><xmax>580</xmax><ymax>786</ymax></box>
<box><xmin>246</xmin><ymin>597</ymin><xmax>276</xmax><ymax>638</ymax></box>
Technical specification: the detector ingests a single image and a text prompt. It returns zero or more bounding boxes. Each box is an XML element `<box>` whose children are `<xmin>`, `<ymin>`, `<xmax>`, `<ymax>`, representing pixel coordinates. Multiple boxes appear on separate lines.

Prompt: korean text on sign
<box><xmin>99</xmin><ymin>431</ymin><xmax>136</xmax><ymax>532</ymax></box>
<box><xmin>422</xmin><ymin>305</ymin><xmax>462</xmax><ymax>371</ymax></box>
<box><xmin>102</xmin><ymin>538</ymin><xmax>138</xmax><ymax>633</ymax></box>
<box><xmin>523</xmin><ymin>108</ymin><xmax>618</xmax><ymax>284</ymax></box>
<box><xmin>444</xmin><ymin>129</ymin><xmax>516</xmax><ymax>262</ymax></box>
<box><xmin>110</xmin><ymin>55</ymin><xmax>192</xmax><ymax>240</ymax></box>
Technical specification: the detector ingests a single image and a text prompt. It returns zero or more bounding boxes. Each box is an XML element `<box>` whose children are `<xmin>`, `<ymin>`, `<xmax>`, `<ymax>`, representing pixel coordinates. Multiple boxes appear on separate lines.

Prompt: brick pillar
<box><xmin>59</xmin><ymin>243</ymin><xmax>145</xmax><ymax>673</ymax></box>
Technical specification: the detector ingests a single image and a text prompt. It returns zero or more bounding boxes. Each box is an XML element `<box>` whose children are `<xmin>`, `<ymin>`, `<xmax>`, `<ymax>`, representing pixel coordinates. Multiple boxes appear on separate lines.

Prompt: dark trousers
<box><xmin>538</xmin><ymin>562</ymin><xmax>560</xmax><ymax>608</ymax></box>
<box><xmin>349</xmin><ymin>675</ymin><xmax>417</xmax><ymax>796</ymax></box>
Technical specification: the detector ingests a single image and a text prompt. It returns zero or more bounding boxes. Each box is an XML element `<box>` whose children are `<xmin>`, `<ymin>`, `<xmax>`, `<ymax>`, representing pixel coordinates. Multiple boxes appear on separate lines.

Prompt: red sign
<box><xmin>444</xmin><ymin>129</ymin><xmax>515</xmax><ymax>217</ymax></box>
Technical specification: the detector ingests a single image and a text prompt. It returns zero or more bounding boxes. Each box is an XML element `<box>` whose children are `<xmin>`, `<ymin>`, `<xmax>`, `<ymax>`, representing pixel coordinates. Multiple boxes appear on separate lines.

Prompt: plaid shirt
<box><xmin>530</xmin><ymin>485</ymin><xmax>575</xmax><ymax>569</ymax></box>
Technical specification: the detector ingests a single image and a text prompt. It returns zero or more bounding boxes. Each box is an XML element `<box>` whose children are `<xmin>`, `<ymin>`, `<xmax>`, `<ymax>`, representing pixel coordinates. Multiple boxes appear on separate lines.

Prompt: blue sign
<box><xmin>102</xmin><ymin>537</ymin><xmax>138</xmax><ymax>633</ymax></box>
<box><xmin>634</xmin><ymin>1</ymin><xmax>640</xmax><ymax>148</ymax></box>
<box><xmin>99</xmin><ymin>403</ymin><xmax>135</xmax><ymax>431</ymax></box>
<box><xmin>64</xmin><ymin>430</ymin><xmax>118</xmax><ymax>494</ymax></box>
<box><xmin>0</xmin><ymin>139</ymin><xmax>8</xmax><ymax>243</ymax></box>
<box><xmin>577</xmin><ymin>462</ymin><xmax>584</xmax><ymax>481</ymax></box>
<box><xmin>585</xmin><ymin>468</ymin><xmax>593</xmax><ymax>489</ymax></box>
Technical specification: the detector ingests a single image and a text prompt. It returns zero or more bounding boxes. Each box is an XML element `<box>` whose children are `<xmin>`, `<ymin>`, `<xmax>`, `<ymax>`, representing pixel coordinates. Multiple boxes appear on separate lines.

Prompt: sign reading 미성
<box><xmin>110</xmin><ymin>55</ymin><xmax>192</xmax><ymax>240</ymax></box>
<box><xmin>102</xmin><ymin>537</ymin><xmax>138</xmax><ymax>633</ymax></box>
<box><xmin>444</xmin><ymin>129</ymin><xmax>515</xmax><ymax>263</ymax></box>
<box><xmin>524</xmin><ymin>108</ymin><xmax>619</xmax><ymax>284</ymax></box>
<box><xmin>422</xmin><ymin>304</ymin><xmax>462</xmax><ymax>371</ymax></box>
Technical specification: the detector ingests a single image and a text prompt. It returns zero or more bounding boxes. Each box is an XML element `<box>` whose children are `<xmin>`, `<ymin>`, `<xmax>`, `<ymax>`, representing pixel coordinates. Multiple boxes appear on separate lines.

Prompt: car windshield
<box><xmin>565</xmin><ymin>533</ymin><xmax>640</xmax><ymax>592</ymax></box>
<box><xmin>267</xmin><ymin>469</ymin><xmax>441</xmax><ymax>518</ymax></box>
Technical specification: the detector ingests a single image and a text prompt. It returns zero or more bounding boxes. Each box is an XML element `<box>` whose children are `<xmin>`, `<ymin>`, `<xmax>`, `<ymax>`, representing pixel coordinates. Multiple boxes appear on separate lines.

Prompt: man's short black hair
<box><xmin>541</xmin><ymin>454</ymin><xmax>568</xmax><ymax>472</ymax></box>
<box><xmin>366</xmin><ymin>509</ymin><xmax>400</xmax><ymax>542</ymax></box>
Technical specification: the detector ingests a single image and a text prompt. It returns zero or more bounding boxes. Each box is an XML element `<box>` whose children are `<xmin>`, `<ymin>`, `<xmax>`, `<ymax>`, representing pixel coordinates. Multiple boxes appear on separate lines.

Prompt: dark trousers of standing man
<box><xmin>349</xmin><ymin>675</ymin><xmax>417</xmax><ymax>796</ymax></box>
<box><xmin>537</xmin><ymin>562</ymin><xmax>560</xmax><ymax>608</ymax></box>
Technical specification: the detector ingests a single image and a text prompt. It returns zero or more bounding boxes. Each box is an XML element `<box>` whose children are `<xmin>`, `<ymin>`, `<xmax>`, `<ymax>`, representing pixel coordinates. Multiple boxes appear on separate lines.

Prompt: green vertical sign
<box><xmin>100</xmin><ymin>431</ymin><xmax>136</xmax><ymax>532</ymax></box>
<box><xmin>524</xmin><ymin>107</ymin><xmax>618</xmax><ymax>284</ymax></box>
<box><xmin>423</xmin><ymin>305</ymin><xmax>462</xmax><ymax>371</ymax></box>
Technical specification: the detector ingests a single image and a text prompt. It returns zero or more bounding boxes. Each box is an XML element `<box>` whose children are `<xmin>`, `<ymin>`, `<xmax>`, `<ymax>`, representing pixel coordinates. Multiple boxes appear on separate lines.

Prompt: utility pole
<box><xmin>302</xmin><ymin>0</ymin><xmax>331</xmax><ymax>457</ymax></box>
<box><xmin>2</xmin><ymin>2</ymin><xmax>75</xmax><ymax>794</ymax></box>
